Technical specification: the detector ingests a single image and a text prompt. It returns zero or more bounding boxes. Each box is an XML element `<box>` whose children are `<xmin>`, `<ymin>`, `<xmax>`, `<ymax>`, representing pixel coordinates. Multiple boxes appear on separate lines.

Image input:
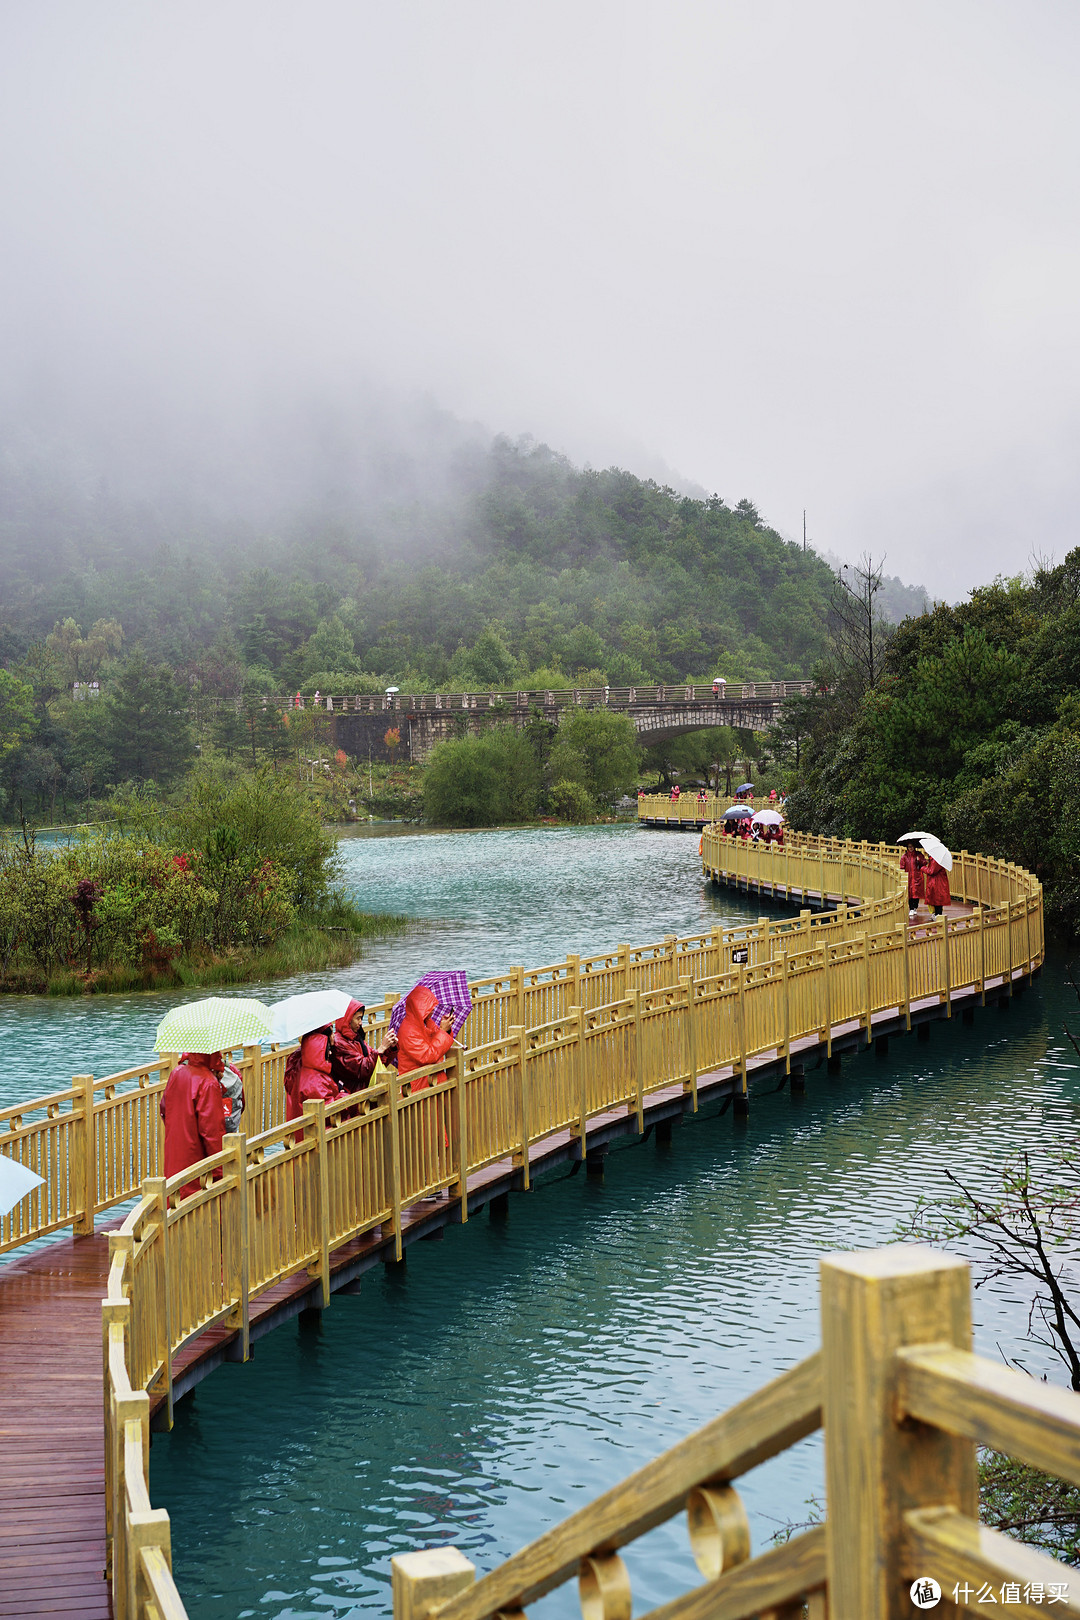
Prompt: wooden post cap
<box><xmin>392</xmin><ymin>1547</ymin><xmax>475</xmax><ymax>1620</ymax></box>
<box><xmin>821</xmin><ymin>1243</ymin><xmax>968</xmax><ymax>1285</ymax></box>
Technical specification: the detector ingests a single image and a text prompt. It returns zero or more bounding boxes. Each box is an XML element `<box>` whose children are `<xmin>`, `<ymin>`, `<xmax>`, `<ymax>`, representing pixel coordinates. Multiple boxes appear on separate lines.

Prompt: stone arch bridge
<box><xmin>290</xmin><ymin>681</ymin><xmax>812</xmax><ymax>763</ymax></box>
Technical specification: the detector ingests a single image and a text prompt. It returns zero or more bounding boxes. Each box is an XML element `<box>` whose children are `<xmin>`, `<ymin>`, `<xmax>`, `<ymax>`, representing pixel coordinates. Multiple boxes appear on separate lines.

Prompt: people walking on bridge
<box><xmin>160</xmin><ymin>1053</ymin><xmax>229</xmax><ymax>1200</ymax></box>
<box><xmin>923</xmin><ymin>853</ymin><xmax>951</xmax><ymax>916</ymax></box>
<box><xmin>670</xmin><ymin>783</ymin><xmax>681</xmax><ymax>804</ymax></box>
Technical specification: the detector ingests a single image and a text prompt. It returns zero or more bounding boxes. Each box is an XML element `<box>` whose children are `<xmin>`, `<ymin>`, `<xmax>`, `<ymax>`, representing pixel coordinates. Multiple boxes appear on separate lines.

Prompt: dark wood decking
<box><xmin>0</xmin><ymin>955</ymin><xmax>1033</xmax><ymax>1619</ymax></box>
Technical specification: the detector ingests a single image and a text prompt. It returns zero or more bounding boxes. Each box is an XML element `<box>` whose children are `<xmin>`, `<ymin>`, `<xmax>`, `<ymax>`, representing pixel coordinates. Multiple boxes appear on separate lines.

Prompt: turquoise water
<box><xmin>129</xmin><ymin>827</ymin><xmax>1080</xmax><ymax>1620</ymax></box>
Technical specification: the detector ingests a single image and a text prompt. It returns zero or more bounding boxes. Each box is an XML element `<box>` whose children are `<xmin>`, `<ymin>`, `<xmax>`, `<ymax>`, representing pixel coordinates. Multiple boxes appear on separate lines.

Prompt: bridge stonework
<box><xmin>320</xmin><ymin>683</ymin><xmax>808</xmax><ymax>764</ymax></box>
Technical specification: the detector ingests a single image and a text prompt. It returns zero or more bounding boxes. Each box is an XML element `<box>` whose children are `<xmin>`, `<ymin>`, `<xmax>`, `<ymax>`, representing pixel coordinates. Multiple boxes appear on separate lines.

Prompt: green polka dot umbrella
<box><xmin>154</xmin><ymin>996</ymin><xmax>274</xmax><ymax>1055</ymax></box>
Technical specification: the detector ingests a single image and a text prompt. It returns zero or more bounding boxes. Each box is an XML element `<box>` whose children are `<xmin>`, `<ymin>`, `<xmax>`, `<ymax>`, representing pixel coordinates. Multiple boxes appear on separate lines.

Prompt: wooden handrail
<box><xmin>897</xmin><ymin>1344</ymin><xmax>1080</xmax><ymax>1487</ymax></box>
<box><xmin>902</xmin><ymin>1506</ymin><xmax>1080</xmax><ymax>1616</ymax></box>
<box><xmin>392</xmin><ymin>1247</ymin><xmax>1080</xmax><ymax>1620</ymax></box>
<box><xmin>431</xmin><ymin>1354</ymin><xmax>822</xmax><ymax>1620</ymax></box>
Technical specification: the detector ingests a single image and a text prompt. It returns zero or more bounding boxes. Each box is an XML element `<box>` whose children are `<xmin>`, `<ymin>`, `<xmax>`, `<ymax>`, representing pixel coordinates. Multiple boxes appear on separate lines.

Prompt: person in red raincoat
<box><xmin>923</xmin><ymin>855</ymin><xmax>951</xmax><ymax>916</ymax></box>
<box><xmin>328</xmin><ymin>998</ymin><xmax>396</xmax><ymax>1093</ymax></box>
<box><xmin>396</xmin><ymin>984</ymin><xmax>455</xmax><ymax>1093</ymax></box>
<box><xmin>160</xmin><ymin>1053</ymin><xmax>229</xmax><ymax>1200</ymax></box>
<box><xmin>284</xmin><ymin>1027</ymin><xmax>344</xmax><ymax>1121</ymax></box>
<box><xmin>899</xmin><ymin>845</ymin><xmax>923</xmax><ymax>918</ymax></box>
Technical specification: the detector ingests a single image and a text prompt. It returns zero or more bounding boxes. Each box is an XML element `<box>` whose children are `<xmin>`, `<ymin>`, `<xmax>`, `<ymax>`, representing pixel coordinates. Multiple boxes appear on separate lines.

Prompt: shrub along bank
<box><xmin>0</xmin><ymin>767</ymin><xmax>404</xmax><ymax>994</ymax></box>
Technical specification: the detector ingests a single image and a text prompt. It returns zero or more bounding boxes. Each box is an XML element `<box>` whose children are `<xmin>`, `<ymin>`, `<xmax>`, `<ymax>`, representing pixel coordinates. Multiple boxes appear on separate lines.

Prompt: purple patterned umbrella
<box><xmin>389</xmin><ymin>971</ymin><xmax>473</xmax><ymax>1039</ymax></box>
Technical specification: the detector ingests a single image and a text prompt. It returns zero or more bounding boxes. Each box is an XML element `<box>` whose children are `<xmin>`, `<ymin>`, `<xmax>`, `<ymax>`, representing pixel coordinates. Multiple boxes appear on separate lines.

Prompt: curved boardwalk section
<box><xmin>0</xmin><ymin>834</ymin><xmax>1044</xmax><ymax>1618</ymax></box>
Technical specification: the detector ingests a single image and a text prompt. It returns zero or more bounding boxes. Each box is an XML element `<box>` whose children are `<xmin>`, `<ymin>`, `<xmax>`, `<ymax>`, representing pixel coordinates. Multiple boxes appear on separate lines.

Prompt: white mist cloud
<box><xmin>1</xmin><ymin>0</ymin><xmax>1078</xmax><ymax>598</ymax></box>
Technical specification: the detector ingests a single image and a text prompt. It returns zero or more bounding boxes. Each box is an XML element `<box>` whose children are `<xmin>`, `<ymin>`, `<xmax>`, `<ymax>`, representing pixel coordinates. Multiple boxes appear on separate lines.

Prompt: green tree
<box><xmin>45</xmin><ymin>617</ymin><xmax>123</xmax><ymax>685</ymax></box>
<box><xmin>0</xmin><ymin>670</ymin><xmax>37</xmax><ymax>760</ymax></box>
<box><xmin>103</xmin><ymin>655</ymin><xmax>195</xmax><ymax>786</ymax></box>
<box><xmin>548</xmin><ymin>708</ymin><xmax>640</xmax><ymax>803</ymax></box>
<box><xmin>423</xmin><ymin>727</ymin><xmax>541</xmax><ymax>826</ymax></box>
<box><xmin>170</xmin><ymin>764</ymin><xmax>338</xmax><ymax>913</ymax></box>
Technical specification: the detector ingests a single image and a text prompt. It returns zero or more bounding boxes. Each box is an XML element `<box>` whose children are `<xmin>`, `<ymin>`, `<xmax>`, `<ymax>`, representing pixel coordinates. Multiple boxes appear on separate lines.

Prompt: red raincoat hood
<box><xmin>334</xmin><ymin>999</ymin><xmax>365</xmax><ymax>1040</ymax></box>
<box><xmin>404</xmin><ymin>985</ymin><xmax>439</xmax><ymax>1024</ymax></box>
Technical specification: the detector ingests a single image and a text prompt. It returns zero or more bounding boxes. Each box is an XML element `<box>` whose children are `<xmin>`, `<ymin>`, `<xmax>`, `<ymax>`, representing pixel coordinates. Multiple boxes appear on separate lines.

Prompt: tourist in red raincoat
<box><xmin>328</xmin><ymin>998</ymin><xmax>397</xmax><ymax>1093</ymax></box>
<box><xmin>899</xmin><ymin>846</ymin><xmax>923</xmax><ymax>917</ymax></box>
<box><xmin>284</xmin><ymin>1027</ymin><xmax>344</xmax><ymax>1121</ymax></box>
<box><xmin>396</xmin><ymin>984</ymin><xmax>455</xmax><ymax>1092</ymax></box>
<box><xmin>160</xmin><ymin>1053</ymin><xmax>229</xmax><ymax>1200</ymax></box>
<box><xmin>923</xmin><ymin>856</ymin><xmax>951</xmax><ymax>916</ymax></box>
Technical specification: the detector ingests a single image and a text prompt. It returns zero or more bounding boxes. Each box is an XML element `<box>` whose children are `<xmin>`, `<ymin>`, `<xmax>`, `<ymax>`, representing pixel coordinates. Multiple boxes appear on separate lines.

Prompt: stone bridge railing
<box><xmin>273</xmin><ymin>683</ymin><xmax>814</xmax><ymax>762</ymax></box>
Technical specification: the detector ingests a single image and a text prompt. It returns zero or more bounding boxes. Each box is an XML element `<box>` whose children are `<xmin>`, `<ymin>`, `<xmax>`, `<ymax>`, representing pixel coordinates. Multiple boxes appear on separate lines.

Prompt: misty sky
<box><xmin>2</xmin><ymin>2</ymin><xmax>1079</xmax><ymax>599</ymax></box>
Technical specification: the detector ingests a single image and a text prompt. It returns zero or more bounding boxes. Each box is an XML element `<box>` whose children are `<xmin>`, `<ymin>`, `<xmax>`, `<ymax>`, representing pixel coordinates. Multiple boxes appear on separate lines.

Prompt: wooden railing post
<box><xmin>392</xmin><ymin>1547</ymin><xmax>475</xmax><ymax>1620</ymax></box>
<box><xmin>820</xmin><ymin>1245</ymin><xmax>977</xmax><ymax>1620</ymax></box>
<box><xmin>449</xmin><ymin>1048</ymin><xmax>468</xmax><ymax>1222</ymax></box>
<box><xmin>664</xmin><ymin>933</ymin><xmax>677</xmax><ymax>986</ymax></box>
<box><xmin>512</xmin><ymin>964</ymin><xmax>526</xmax><ymax>1028</ymax></box>
<box><xmin>142</xmin><ymin>1179</ymin><xmax>173</xmax><ymax>1427</ymax></box>
<box><xmin>387</xmin><ymin>1071</ymin><xmax>404</xmax><ymax>1259</ymax></box>
<box><xmin>939</xmin><ymin>915</ymin><xmax>952</xmax><ymax>1018</ymax></box>
<box><xmin>566</xmin><ymin>951</ymin><xmax>581</xmax><ymax>1009</ymax></box>
<box><xmin>862</xmin><ymin>928</ymin><xmax>871</xmax><ymax>1039</ymax></box>
<box><xmin>223</xmin><ymin>1135</ymin><xmax>250</xmax><ymax>1360</ymax></box>
<box><xmin>977</xmin><ymin>898</ymin><xmax>987</xmax><ymax>1004</ymax></box>
<box><xmin>680</xmin><ymin>976</ymin><xmax>698</xmax><ymax>1110</ymax></box>
<box><xmin>1006</xmin><ymin>895</ymin><xmax>1014</xmax><ymax>995</ymax></box>
<box><xmin>303</xmin><ymin>1100</ymin><xmax>331</xmax><ymax>1306</ymax></box>
<box><xmin>241</xmin><ymin>1044</ymin><xmax>263</xmax><ymax>1134</ymax></box>
<box><xmin>73</xmin><ymin>1073</ymin><xmax>96</xmax><ymax>1235</ymax></box>
<box><xmin>822</xmin><ymin>940</ymin><xmax>832</xmax><ymax>1058</ymax></box>
<box><xmin>736</xmin><ymin>965</ymin><xmax>748</xmax><ymax>1112</ymax></box>
<box><xmin>570</xmin><ymin>1006</ymin><xmax>585</xmax><ymax>1143</ymax></box>
<box><xmin>619</xmin><ymin>943</ymin><xmax>630</xmax><ymax>999</ymax></box>
<box><xmin>632</xmin><ymin>989</ymin><xmax>645</xmax><ymax>1132</ymax></box>
<box><xmin>510</xmin><ymin>1025</ymin><xmax>530</xmax><ymax>1190</ymax></box>
<box><xmin>779</xmin><ymin>952</ymin><xmax>790</xmax><ymax>1072</ymax></box>
<box><xmin>900</xmin><ymin>924</ymin><xmax>912</xmax><ymax>1031</ymax></box>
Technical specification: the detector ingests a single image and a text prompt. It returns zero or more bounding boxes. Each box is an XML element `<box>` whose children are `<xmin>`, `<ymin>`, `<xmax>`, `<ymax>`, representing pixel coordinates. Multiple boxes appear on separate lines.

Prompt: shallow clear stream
<box><xmin>5</xmin><ymin>825</ymin><xmax>1075</xmax><ymax>1619</ymax></box>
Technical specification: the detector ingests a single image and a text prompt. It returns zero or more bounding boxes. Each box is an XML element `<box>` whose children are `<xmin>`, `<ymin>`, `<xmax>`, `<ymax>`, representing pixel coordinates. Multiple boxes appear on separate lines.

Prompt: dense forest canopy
<box><xmin>1</xmin><ymin>427</ymin><xmax>904</xmax><ymax>691</ymax></box>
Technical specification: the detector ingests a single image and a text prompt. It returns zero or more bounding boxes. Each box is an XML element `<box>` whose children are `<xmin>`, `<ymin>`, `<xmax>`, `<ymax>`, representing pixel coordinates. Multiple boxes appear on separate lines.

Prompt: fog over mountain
<box><xmin>2</xmin><ymin>2</ymin><xmax>1078</xmax><ymax>600</ymax></box>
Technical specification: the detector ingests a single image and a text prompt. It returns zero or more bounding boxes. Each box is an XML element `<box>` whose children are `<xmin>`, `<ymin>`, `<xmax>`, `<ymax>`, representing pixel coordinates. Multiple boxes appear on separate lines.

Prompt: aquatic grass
<box><xmin>23</xmin><ymin>909</ymin><xmax>410</xmax><ymax>996</ymax></box>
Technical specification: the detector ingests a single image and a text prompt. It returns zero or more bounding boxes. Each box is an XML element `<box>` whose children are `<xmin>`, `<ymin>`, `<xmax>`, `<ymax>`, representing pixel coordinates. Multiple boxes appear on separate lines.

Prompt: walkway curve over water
<box><xmin>0</xmin><ymin>832</ymin><xmax>1044</xmax><ymax>1619</ymax></box>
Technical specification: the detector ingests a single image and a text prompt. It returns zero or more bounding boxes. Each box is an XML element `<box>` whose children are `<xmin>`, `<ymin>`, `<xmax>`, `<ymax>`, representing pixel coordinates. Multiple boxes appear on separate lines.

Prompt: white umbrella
<box><xmin>920</xmin><ymin>834</ymin><xmax>953</xmax><ymax>871</ymax></box>
<box><xmin>751</xmin><ymin>809</ymin><xmax>785</xmax><ymax>826</ymax></box>
<box><xmin>267</xmin><ymin>989</ymin><xmax>354</xmax><ymax>1044</ymax></box>
<box><xmin>0</xmin><ymin>1155</ymin><xmax>45</xmax><ymax>1219</ymax></box>
<box><xmin>897</xmin><ymin>831</ymin><xmax>934</xmax><ymax>843</ymax></box>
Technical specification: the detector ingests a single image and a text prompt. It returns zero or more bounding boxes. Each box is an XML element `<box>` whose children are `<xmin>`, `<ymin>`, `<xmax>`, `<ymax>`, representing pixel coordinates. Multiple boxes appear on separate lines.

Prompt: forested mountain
<box><xmin>1</xmin><ymin>431</ymin><xmax>839</xmax><ymax>691</ymax></box>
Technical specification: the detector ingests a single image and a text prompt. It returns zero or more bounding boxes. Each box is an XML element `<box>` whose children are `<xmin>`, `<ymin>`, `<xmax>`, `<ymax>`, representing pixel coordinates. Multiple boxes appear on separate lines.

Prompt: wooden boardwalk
<box><xmin>0</xmin><ymin>945</ymin><xmax>1035</xmax><ymax>1619</ymax></box>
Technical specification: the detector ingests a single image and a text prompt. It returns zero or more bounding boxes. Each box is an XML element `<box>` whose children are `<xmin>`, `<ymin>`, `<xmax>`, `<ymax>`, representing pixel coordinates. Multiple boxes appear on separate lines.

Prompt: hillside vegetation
<box><xmin>782</xmin><ymin>550</ymin><xmax>1080</xmax><ymax>936</ymax></box>
<box><xmin>0</xmin><ymin>433</ymin><xmax>852</xmax><ymax>820</ymax></box>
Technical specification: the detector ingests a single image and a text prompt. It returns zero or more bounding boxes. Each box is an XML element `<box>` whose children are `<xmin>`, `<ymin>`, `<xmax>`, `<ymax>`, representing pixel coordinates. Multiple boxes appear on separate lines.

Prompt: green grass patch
<box><xmin>5</xmin><ymin>905</ymin><xmax>409</xmax><ymax>997</ymax></box>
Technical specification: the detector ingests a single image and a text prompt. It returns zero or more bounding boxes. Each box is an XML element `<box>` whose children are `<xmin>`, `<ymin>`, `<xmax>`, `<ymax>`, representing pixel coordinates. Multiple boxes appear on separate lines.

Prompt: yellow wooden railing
<box><xmin>3</xmin><ymin>828</ymin><xmax>976</xmax><ymax>1259</ymax></box>
<box><xmin>392</xmin><ymin>1244</ymin><xmax>1080</xmax><ymax>1620</ymax></box>
<box><xmin>638</xmin><ymin>791</ymin><xmax>771</xmax><ymax>823</ymax></box>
